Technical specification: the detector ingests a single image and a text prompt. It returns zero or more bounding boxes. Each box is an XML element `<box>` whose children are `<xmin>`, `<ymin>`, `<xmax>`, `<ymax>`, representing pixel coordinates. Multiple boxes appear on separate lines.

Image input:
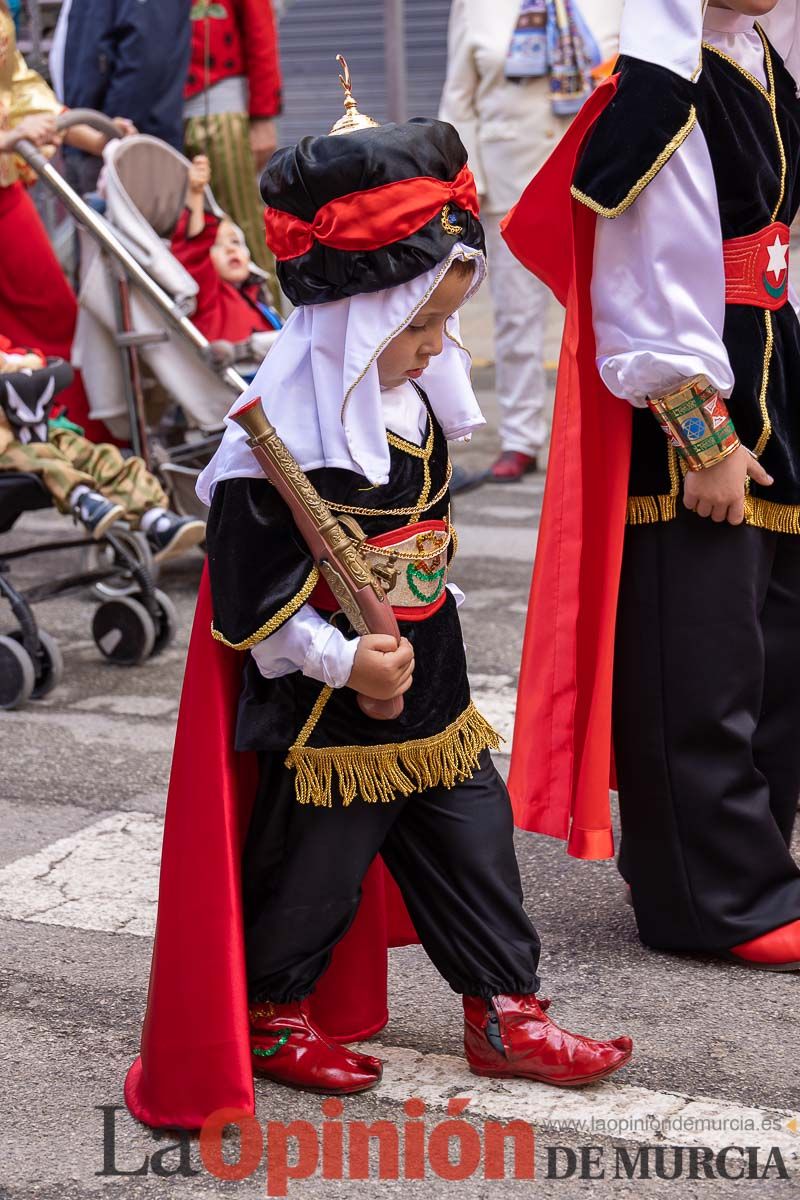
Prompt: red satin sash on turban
<box><xmin>264</xmin><ymin>164</ymin><xmax>480</xmax><ymax>261</ymax></box>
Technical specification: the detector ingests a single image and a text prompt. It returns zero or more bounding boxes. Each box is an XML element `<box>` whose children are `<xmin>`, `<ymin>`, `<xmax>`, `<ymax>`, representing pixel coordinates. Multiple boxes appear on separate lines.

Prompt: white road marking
<box><xmin>353</xmin><ymin>1044</ymin><xmax>800</xmax><ymax>1162</ymax></box>
<box><xmin>0</xmin><ymin>812</ymin><xmax>161</xmax><ymax>935</ymax></box>
<box><xmin>71</xmin><ymin>694</ymin><xmax>178</xmax><ymax>717</ymax></box>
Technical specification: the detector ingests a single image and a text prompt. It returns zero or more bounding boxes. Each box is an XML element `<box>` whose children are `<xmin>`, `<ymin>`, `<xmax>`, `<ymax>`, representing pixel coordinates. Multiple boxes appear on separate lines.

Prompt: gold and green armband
<box><xmin>646</xmin><ymin>375</ymin><xmax>740</xmax><ymax>471</ymax></box>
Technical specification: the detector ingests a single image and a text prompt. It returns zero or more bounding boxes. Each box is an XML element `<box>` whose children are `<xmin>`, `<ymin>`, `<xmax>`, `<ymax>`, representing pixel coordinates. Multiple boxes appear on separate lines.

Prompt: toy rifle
<box><xmin>231</xmin><ymin>396</ymin><xmax>403</xmax><ymax>720</ymax></box>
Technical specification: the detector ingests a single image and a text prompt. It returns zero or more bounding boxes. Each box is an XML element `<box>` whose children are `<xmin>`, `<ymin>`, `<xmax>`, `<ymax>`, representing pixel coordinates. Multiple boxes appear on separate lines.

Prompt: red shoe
<box><xmin>729</xmin><ymin>919</ymin><xmax>800</xmax><ymax>971</ymax></box>
<box><xmin>488</xmin><ymin>451</ymin><xmax>538</xmax><ymax>482</ymax></box>
<box><xmin>249</xmin><ymin>1000</ymin><xmax>383</xmax><ymax>1094</ymax></box>
<box><xmin>463</xmin><ymin>994</ymin><xmax>632</xmax><ymax>1088</ymax></box>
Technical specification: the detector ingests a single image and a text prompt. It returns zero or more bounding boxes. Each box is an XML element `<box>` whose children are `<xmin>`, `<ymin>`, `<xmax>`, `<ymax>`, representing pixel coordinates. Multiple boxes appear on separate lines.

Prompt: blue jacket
<box><xmin>62</xmin><ymin>0</ymin><xmax>191</xmax><ymax>149</ymax></box>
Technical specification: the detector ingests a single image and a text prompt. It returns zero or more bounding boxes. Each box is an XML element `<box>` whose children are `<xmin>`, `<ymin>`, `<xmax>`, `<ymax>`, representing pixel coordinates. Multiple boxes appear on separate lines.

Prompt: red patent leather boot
<box><xmin>729</xmin><ymin>919</ymin><xmax>800</xmax><ymax>971</ymax></box>
<box><xmin>463</xmin><ymin>994</ymin><xmax>632</xmax><ymax>1087</ymax></box>
<box><xmin>249</xmin><ymin>1000</ymin><xmax>383</xmax><ymax>1094</ymax></box>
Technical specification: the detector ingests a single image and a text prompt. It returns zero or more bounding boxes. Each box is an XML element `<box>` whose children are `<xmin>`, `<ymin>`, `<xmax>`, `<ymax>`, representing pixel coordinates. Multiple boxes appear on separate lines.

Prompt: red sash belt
<box><xmin>723</xmin><ymin>221</ymin><xmax>790</xmax><ymax>310</ymax></box>
<box><xmin>310</xmin><ymin>518</ymin><xmax>450</xmax><ymax>623</ymax></box>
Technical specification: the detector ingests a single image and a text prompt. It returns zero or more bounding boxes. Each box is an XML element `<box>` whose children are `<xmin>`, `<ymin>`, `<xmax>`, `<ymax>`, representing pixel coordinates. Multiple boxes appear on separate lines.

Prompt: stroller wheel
<box><xmin>84</xmin><ymin>529</ymin><xmax>159</xmax><ymax>599</ymax></box>
<box><xmin>93</xmin><ymin>597</ymin><xmax>156</xmax><ymax>666</ymax></box>
<box><xmin>9</xmin><ymin>629</ymin><xmax>64</xmax><ymax>699</ymax></box>
<box><xmin>148</xmin><ymin>589</ymin><xmax>178</xmax><ymax>657</ymax></box>
<box><xmin>0</xmin><ymin>635</ymin><xmax>36</xmax><ymax>710</ymax></box>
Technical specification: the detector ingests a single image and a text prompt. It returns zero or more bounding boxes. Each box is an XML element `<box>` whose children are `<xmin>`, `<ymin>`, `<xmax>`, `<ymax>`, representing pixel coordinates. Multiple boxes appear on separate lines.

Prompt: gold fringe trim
<box><xmin>744</xmin><ymin>496</ymin><xmax>800</xmax><ymax>534</ymax></box>
<box><xmin>570</xmin><ymin>107</ymin><xmax>697</xmax><ymax>219</ymax></box>
<box><xmin>626</xmin><ymin>494</ymin><xmax>678</xmax><ymax>525</ymax></box>
<box><xmin>285</xmin><ymin>701</ymin><xmax>502</xmax><ymax>807</ymax></box>
<box><xmin>625</xmin><ymin>494</ymin><xmax>800</xmax><ymax>534</ymax></box>
<box><xmin>211</xmin><ymin>567</ymin><xmax>320</xmax><ymax>650</ymax></box>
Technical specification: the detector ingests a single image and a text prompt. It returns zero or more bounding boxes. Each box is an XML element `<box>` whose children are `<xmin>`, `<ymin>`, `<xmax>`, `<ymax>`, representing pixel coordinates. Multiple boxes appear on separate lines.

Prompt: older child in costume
<box><xmin>124</xmin><ymin>75</ymin><xmax>631</xmax><ymax>1130</ymax></box>
<box><xmin>0</xmin><ymin>338</ymin><xmax>205</xmax><ymax>559</ymax></box>
<box><xmin>505</xmin><ymin>0</ymin><xmax>800</xmax><ymax>969</ymax></box>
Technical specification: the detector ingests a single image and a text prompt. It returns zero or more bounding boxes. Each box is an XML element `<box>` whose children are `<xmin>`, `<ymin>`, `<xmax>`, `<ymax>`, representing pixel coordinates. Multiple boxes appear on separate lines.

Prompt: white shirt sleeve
<box><xmin>591</xmin><ymin>122</ymin><xmax>735</xmax><ymax>408</ymax></box>
<box><xmin>251</xmin><ymin>584</ymin><xmax>465</xmax><ymax>685</ymax></box>
<box><xmin>250</xmin><ymin>604</ymin><xmax>358</xmax><ymax>689</ymax></box>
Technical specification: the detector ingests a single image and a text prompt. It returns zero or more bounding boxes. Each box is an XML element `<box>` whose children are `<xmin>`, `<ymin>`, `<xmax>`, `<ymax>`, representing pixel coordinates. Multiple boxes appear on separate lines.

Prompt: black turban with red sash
<box><xmin>501</xmin><ymin>60</ymin><xmax>694</xmax><ymax>861</ymax></box>
<box><xmin>262</xmin><ymin>118</ymin><xmax>484</xmax><ymax>306</ymax></box>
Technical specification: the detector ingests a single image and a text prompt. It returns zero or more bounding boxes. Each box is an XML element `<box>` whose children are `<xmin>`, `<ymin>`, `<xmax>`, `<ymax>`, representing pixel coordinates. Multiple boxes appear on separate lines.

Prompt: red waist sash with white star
<box><xmin>723</xmin><ymin>221</ymin><xmax>790</xmax><ymax>311</ymax></box>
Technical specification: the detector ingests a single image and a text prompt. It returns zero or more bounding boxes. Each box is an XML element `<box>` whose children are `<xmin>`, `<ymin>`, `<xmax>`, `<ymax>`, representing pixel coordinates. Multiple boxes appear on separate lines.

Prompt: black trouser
<box><xmin>614</xmin><ymin>508</ymin><xmax>800</xmax><ymax>951</ymax></box>
<box><xmin>242</xmin><ymin>750</ymin><xmax>541</xmax><ymax>1003</ymax></box>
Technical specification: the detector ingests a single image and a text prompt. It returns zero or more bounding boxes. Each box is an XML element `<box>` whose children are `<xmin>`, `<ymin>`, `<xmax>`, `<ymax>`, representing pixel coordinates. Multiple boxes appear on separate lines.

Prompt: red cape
<box><xmin>501</xmin><ymin>77</ymin><xmax>632</xmax><ymax>861</ymax></box>
<box><xmin>124</xmin><ymin>567</ymin><xmax>418</xmax><ymax>1130</ymax></box>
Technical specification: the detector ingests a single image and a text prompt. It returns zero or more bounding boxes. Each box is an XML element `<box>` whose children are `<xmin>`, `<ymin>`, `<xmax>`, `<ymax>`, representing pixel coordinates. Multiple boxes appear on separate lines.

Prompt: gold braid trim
<box><xmin>211</xmin><ymin>567</ymin><xmax>320</xmax><ymax>650</ymax></box>
<box><xmin>571</xmin><ymin>107</ymin><xmax>697</xmax><ymax>219</ymax></box>
<box><xmin>321</xmin><ymin>460</ymin><xmax>452</xmax><ymax>519</ymax></box>
<box><xmin>285</xmin><ymin>701</ymin><xmax>502</xmax><ymax>807</ymax></box>
<box><xmin>744</xmin><ymin>497</ymin><xmax>800</xmax><ymax>535</ymax></box>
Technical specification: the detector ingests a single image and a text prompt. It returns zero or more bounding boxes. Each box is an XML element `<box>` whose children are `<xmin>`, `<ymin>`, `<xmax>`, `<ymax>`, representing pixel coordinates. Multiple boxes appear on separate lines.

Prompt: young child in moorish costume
<box><xmin>505</xmin><ymin>0</ymin><xmax>800</xmax><ymax>970</ymax></box>
<box><xmin>123</xmin><ymin>70</ymin><xmax>632</xmax><ymax>1130</ymax></box>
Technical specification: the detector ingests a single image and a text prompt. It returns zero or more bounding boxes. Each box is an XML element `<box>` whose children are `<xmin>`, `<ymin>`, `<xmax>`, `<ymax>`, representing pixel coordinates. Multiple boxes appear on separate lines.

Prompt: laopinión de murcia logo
<box><xmin>97</xmin><ymin>1103</ymin><xmax>792</xmax><ymax>1193</ymax></box>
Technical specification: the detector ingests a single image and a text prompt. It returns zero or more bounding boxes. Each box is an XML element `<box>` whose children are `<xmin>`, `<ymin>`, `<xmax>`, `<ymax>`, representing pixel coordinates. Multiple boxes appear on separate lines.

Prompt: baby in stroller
<box><xmin>0</xmin><ymin>337</ymin><xmax>205</xmax><ymax>562</ymax></box>
<box><xmin>170</xmin><ymin>155</ymin><xmax>281</xmax><ymax>375</ymax></box>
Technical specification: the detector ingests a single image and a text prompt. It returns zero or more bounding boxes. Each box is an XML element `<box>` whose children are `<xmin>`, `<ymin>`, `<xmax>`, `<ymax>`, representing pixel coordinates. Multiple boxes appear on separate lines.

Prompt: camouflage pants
<box><xmin>0</xmin><ymin>428</ymin><xmax>168</xmax><ymax>525</ymax></box>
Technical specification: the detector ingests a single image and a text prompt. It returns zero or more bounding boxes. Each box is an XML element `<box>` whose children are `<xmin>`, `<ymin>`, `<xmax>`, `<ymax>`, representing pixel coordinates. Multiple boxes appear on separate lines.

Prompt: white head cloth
<box><xmin>196</xmin><ymin>243</ymin><xmax>486</xmax><ymax>505</ymax></box>
<box><xmin>619</xmin><ymin>0</ymin><xmax>800</xmax><ymax>85</ymax></box>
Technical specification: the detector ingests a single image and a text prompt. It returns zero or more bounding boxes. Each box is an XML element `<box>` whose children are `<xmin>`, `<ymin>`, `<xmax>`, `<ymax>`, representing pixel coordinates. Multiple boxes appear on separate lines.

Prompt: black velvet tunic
<box><xmin>574</xmin><ymin>32</ymin><xmax>800</xmax><ymax>526</ymax></box>
<box><xmin>205</xmin><ymin>400</ymin><xmax>476</xmax><ymax>764</ymax></box>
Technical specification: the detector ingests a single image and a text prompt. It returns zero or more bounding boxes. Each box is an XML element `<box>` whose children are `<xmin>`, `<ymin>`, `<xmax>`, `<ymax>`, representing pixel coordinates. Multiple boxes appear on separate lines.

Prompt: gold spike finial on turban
<box><xmin>329</xmin><ymin>54</ymin><xmax>380</xmax><ymax>135</ymax></box>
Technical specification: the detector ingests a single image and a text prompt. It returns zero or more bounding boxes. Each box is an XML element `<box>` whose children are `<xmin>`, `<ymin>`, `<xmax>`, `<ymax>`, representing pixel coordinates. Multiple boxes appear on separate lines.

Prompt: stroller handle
<box><xmin>55</xmin><ymin>109</ymin><xmax>123</xmax><ymax>141</ymax></box>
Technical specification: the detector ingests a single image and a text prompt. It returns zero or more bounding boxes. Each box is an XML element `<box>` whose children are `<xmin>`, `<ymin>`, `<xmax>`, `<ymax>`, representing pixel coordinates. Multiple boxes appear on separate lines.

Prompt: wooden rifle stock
<box><xmin>231</xmin><ymin>397</ymin><xmax>403</xmax><ymax>720</ymax></box>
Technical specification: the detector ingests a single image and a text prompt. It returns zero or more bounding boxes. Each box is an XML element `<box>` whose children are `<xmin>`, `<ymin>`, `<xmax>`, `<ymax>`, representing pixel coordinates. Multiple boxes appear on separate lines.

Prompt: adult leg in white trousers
<box><xmin>484</xmin><ymin>212</ymin><xmax>550</xmax><ymax>467</ymax></box>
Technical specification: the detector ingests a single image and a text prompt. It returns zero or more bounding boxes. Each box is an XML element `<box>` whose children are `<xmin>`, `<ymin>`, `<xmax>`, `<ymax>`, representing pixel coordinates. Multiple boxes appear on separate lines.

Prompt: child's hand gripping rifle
<box><xmin>231</xmin><ymin>396</ymin><xmax>403</xmax><ymax>720</ymax></box>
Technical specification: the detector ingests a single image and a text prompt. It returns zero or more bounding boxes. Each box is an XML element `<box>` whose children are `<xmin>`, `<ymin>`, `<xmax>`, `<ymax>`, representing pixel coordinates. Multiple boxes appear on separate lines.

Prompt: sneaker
<box><xmin>73</xmin><ymin>491</ymin><xmax>125</xmax><ymax>540</ymax></box>
<box><xmin>450</xmin><ymin>463</ymin><xmax>488</xmax><ymax>494</ymax></box>
<box><xmin>145</xmin><ymin>512</ymin><xmax>206</xmax><ymax>563</ymax></box>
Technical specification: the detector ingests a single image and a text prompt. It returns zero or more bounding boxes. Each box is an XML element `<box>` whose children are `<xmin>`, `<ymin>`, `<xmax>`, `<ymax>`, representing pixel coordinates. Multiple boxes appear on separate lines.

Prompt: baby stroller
<box><xmin>0</xmin><ymin>357</ymin><xmax>176</xmax><ymax>711</ymax></box>
<box><xmin>16</xmin><ymin>111</ymin><xmax>280</xmax><ymax>518</ymax></box>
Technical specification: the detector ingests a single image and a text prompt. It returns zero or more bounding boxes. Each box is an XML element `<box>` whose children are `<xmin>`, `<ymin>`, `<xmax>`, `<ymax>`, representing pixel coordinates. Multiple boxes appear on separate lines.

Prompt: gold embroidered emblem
<box><xmin>413</xmin><ymin>529</ymin><xmax>446</xmax><ymax>574</ymax></box>
<box><xmin>441</xmin><ymin>204</ymin><xmax>464</xmax><ymax>236</ymax></box>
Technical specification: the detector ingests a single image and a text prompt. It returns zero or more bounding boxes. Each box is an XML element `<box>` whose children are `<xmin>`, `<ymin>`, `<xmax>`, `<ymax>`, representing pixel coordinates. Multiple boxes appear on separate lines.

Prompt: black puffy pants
<box><xmin>242</xmin><ymin>749</ymin><xmax>541</xmax><ymax>1003</ymax></box>
<box><xmin>614</xmin><ymin>507</ymin><xmax>800</xmax><ymax>951</ymax></box>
